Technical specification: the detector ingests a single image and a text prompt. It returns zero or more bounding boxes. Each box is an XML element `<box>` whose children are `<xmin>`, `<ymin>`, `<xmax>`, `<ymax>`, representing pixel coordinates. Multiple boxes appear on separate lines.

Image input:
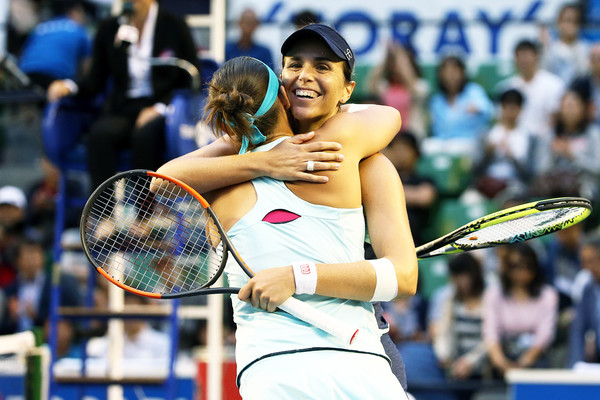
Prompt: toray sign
<box><xmin>227</xmin><ymin>0</ymin><xmax>566</xmax><ymax>66</ymax></box>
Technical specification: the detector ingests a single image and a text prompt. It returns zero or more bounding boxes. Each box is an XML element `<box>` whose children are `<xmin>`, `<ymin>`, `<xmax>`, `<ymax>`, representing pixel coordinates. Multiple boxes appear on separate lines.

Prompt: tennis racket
<box><xmin>80</xmin><ymin>170</ymin><xmax>359</xmax><ymax>344</ymax></box>
<box><xmin>416</xmin><ymin>197</ymin><xmax>592</xmax><ymax>259</ymax></box>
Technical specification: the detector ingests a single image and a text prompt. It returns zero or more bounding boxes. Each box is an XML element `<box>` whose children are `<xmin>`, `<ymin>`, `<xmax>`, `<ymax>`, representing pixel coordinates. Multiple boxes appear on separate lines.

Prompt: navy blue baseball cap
<box><xmin>281</xmin><ymin>24</ymin><xmax>355</xmax><ymax>72</ymax></box>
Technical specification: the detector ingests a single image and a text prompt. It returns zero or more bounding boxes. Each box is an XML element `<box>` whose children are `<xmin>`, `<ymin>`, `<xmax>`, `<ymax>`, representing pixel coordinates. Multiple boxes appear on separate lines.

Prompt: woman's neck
<box><xmin>261</xmin><ymin>116</ymin><xmax>294</xmax><ymax>145</ymax></box>
<box><xmin>295</xmin><ymin>110</ymin><xmax>339</xmax><ymax>134</ymax></box>
<box><xmin>511</xmin><ymin>286</ymin><xmax>530</xmax><ymax>300</ymax></box>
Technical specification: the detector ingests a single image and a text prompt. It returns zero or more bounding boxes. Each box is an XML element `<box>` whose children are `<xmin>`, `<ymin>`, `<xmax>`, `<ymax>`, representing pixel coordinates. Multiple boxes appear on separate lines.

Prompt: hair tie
<box><xmin>239</xmin><ymin>60</ymin><xmax>280</xmax><ymax>154</ymax></box>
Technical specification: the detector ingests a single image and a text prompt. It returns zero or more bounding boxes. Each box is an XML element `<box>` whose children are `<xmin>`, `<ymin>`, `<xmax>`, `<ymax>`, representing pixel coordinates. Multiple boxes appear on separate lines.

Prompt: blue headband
<box><xmin>238</xmin><ymin>60</ymin><xmax>280</xmax><ymax>154</ymax></box>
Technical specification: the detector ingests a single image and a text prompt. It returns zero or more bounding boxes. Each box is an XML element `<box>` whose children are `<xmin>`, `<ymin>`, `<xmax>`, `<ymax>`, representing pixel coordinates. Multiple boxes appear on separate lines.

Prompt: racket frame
<box><xmin>80</xmin><ymin>169</ymin><xmax>360</xmax><ymax>344</ymax></box>
<box><xmin>416</xmin><ymin>197</ymin><xmax>592</xmax><ymax>259</ymax></box>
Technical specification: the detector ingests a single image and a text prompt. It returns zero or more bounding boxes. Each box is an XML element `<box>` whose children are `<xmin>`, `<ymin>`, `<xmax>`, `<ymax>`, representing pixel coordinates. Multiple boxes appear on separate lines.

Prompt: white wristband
<box><xmin>369</xmin><ymin>258</ymin><xmax>398</xmax><ymax>302</ymax></box>
<box><xmin>63</xmin><ymin>79</ymin><xmax>79</xmax><ymax>95</ymax></box>
<box><xmin>292</xmin><ymin>261</ymin><xmax>317</xmax><ymax>295</ymax></box>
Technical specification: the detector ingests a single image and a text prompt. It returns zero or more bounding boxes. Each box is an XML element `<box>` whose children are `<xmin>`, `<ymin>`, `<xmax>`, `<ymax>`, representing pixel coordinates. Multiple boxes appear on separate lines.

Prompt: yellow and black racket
<box><xmin>80</xmin><ymin>170</ymin><xmax>359</xmax><ymax>344</ymax></box>
<box><xmin>416</xmin><ymin>197</ymin><xmax>592</xmax><ymax>259</ymax></box>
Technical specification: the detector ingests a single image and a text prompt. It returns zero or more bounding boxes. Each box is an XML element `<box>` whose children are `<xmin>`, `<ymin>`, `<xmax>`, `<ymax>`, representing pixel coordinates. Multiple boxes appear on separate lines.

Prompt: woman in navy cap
<box><xmin>157</xmin><ymin>24</ymin><xmax>415</xmax><ymax>398</ymax></box>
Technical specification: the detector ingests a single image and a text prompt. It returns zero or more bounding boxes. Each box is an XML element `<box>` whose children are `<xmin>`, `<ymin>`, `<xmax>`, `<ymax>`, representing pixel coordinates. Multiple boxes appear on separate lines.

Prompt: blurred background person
<box><xmin>568</xmin><ymin>233</ymin><xmax>600</xmax><ymax>367</ymax></box>
<box><xmin>87</xmin><ymin>293</ymin><xmax>170</xmax><ymax>360</ymax></box>
<box><xmin>225</xmin><ymin>7</ymin><xmax>274</xmax><ymax>70</ymax></box>
<box><xmin>6</xmin><ymin>0</ymin><xmax>40</xmax><ymax>56</ymax></box>
<box><xmin>367</xmin><ymin>41</ymin><xmax>430</xmax><ymax>139</ymax></box>
<box><xmin>0</xmin><ymin>237</ymin><xmax>80</xmax><ymax>334</ymax></box>
<box><xmin>381</xmin><ymin>132</ymin><xmax>437</xmax><ymax>247</ymax></box>
<box><xmin>46</xmin><ymin>0</ymin><xmax>201</xmax><ymax>191</ymax></box>
<box><xmin>0</xmin><ymin>185</ymin><xmax>28</xmax><ymax>288</ymax></box>
<box><xmin>434</xmin><ymin>253</ymin><xmax>487</xmax><ymax>400</ymax></box>
<box><xmin>474</xmin><ymin>88</ymin><xmax>533</xmax><ymax>200</ymax></box>
<box><xmin>291</xmin><ymin>9</ymin><xmax>321</xmax><ymax>29</ymax></box>
<box><xmin>24</xmin><ymin>156</ymin><xmax>86</xmax><ymax>248</ymax></box>
<box><xmin>532</xmin><ymin>89</ymin><xmax>600</xmax><ymax>202</ymax></box>
<box><xmin>18</xmin><ymin>0</ymin><xmax>92</xmax><ymax>91</ymax></box>
<box><xmin>570</xmin><ymin>43</ymin><xmax>600</xmax><ymax>125</ymax></box>
<box><xmin>483</xmin><ymin>243</ymin><xmax>558</xmax><ymax>378</ymax></box>
<box><xmin>429</xmin><ymin>54</ymin><xmax>493</xmax><ymax>148</ymax></box>
<box><xmin>541</xmin><ymin>2</ymin><xmax>589</xmax><ymax>85</ymax></box>
<box><xmin>497</xmin><ymin>39</ymin><xmax>565</xmax><ymax>140</ymax></box>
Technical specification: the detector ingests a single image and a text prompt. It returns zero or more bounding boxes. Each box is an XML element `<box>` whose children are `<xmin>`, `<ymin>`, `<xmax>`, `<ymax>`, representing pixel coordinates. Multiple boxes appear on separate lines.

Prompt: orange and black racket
<box><xmin>80</xmin><ymin>170</ymin><xmax>359</xmax><ymax>344</ymax></box>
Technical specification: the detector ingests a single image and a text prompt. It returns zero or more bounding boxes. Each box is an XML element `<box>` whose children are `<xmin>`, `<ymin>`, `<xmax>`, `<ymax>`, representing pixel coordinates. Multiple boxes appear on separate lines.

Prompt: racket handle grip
<box><xmin>278</xmin><ymin>297</ymin><xmax>359</xmax><ymax>345</ymax></box>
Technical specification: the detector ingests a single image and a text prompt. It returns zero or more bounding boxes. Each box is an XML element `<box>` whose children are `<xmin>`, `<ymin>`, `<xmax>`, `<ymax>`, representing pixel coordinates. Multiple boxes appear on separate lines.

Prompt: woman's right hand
<box><xmin>264</xmin><ymin>131</ymin><xmax>344</xmax><ymax>183</ymax></box>
<box><xmin>47</xmin><ymin>80</ymin><xmax>73</xmax><ymax>102</ymax></box>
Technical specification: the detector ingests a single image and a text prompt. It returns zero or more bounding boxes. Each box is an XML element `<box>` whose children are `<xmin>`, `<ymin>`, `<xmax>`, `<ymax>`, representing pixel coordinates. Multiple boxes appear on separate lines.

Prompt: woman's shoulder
<box><xmin>483</xmin><ymin>283</ymin><xmax>503</xmax><ymax>300</ymax></box>
<box><xmin>540</xmin><ymin>284</ymin><xmax>558</xmax><ymax>300</ymax></box>
<box><xmin>463</xmin><ymin>82</ymin><xmax>490</xmax><ymax>97</ymax></box>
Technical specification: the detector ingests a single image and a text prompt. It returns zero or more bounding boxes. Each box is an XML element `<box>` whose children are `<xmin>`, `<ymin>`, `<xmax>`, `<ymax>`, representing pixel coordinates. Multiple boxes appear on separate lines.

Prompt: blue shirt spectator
<box><xmin>430</xmin><ymin>80</ymin><xmax>493</xmax><ymax>141</ymax></box>
<box><xmin>225</xmin><ymin>41</ymin><xmax>274</xmax><ymax>71</ymax></box>
<box><xmin>19</xmin><ymin>2</ymin><xmax>91</xmax><ymax>89</ymax></box>
<box><xmin>569</xmin><ymin>234</ymin><xmax>600</xmax><ymax>367</ymax></box>
<box><xmin>225</xmin><ymin>8</ymin><xmax>274</xmax><ymax>70</ymax></box>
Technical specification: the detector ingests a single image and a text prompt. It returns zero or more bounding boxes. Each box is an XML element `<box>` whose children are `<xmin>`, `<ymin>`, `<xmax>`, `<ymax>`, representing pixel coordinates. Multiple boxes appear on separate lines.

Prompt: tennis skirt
<box><xmin>238</xmin><ymin>349</ymin><xmax>409</xmax><ymax>400</ymax></box>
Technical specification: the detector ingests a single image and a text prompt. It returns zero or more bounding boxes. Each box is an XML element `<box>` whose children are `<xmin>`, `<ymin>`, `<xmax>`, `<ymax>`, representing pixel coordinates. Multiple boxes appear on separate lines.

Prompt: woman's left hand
<box><xmin>136</xmin><ymin>106</ymin><xmax>162</xmax><ymax>128</ymax></box>
<box><xmin>263</xmin><ymin>132</ymin><xmax>344</xmax><ymax>183</ymax></box>
<box><xmin>238</xmin><ymin>266</ymin><xmax>296</xmax><ymax>312</ymax></box>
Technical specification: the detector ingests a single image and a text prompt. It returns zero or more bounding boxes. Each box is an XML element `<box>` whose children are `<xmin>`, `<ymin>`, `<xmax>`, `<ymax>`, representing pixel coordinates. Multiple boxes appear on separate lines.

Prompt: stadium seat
<box><xmin>416</xmin><ymin>152</ymin><xmax>473</xmax><ymax>197</ymax></box>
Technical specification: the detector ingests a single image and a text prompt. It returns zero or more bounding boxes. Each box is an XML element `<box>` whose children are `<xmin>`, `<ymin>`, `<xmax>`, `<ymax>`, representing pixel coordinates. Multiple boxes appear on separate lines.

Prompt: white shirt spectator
<box><xmin>87</xmin><ymin>324</ymin><xmax>170</xmax><ymax>360</ymax></box>
<box><xmin>484</xmin><ymin>122</ymin><xmax>532</xmax><ymax>182</ymax></box>
<box><xmin>542</xmin><ymin>39</ymin><xmax>589</xmax><ymax>85</ymax></box>
<box><xmin>498</xmin><ymin>70</ymin><xmax>565</xmax><ymax>139</ymax></box>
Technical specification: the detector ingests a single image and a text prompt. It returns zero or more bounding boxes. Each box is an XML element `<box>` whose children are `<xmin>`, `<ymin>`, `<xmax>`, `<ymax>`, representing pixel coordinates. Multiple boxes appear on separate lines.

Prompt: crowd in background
<box><xmin>0</xmin><ymin>1</ymin><xmax>600</xmax><ymax>399</ymax></box>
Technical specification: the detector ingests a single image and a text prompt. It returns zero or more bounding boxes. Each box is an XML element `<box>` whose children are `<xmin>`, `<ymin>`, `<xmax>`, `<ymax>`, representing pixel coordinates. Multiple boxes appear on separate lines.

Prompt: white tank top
<box><xmin>224</xmin><ymin>138</ymin><xmax>388</xmax><ymax>382</ymax></box>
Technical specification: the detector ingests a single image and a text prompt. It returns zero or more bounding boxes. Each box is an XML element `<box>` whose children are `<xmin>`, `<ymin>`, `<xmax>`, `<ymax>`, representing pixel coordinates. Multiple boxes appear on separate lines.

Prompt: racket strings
<box><xmin>455</xmin><ymin>207</ymin><xmax>586</xmax><ymax>247</ymax></box>
<box><xmin>83</xmin><ymin>175</ymin><xmax>224</xmax><ymax>294</ymax></box>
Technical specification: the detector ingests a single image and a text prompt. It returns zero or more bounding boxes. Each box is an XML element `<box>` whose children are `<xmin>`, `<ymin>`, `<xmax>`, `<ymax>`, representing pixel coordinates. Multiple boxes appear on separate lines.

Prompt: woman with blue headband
<box><xmin>181</xmin><ymin>56</ymin><xmax>414</xmax><ymax>399</ymax></box>
<box><xmin>158</xmin><ymin>23</ymin><xmax>416</xmax><ymax>396</ymax></box>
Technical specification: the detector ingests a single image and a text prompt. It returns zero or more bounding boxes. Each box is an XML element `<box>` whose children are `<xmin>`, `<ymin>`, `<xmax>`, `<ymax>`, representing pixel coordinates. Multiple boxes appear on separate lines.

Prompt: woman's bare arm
<box><xmin>156</xmin><ymin>132</ymin><xmax>344</xmax><ymax>193</ymax></box>
<box><xmin>326</xmin><ymin>104</ymin><xmax>402</xmax><ymax>159</ymax></box>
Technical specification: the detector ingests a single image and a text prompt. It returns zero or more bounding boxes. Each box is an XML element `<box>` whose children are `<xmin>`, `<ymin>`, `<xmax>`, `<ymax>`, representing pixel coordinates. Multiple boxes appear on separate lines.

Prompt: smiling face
<box><xmin>281</xmin><ymin>37</ymin><xmax>355</xmax><ymax>133</ymax></box>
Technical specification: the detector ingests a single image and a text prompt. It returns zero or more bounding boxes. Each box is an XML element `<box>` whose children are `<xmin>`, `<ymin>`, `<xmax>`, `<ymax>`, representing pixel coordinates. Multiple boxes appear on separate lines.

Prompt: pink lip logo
<box><xmin>300</xmin><ymin>264</ymin><xmax>311</xmax><ymax>274</ymax></box>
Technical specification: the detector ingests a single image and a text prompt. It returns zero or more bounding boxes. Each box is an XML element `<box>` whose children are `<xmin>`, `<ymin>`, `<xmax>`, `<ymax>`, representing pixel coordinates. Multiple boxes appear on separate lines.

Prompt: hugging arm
<box><xmin>336</xmin><ymin>104</ymin><xmax>402</xmax><ymax>158</ymax></box>
<box><xmin>156</xmin><ymin>132</ymin><xmax>344</xmax><ymax>193</ymax></box>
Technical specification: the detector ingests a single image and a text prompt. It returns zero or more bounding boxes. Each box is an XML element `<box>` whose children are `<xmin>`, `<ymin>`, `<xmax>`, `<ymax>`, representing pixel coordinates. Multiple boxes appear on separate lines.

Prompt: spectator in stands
<box><xmin>540</xmin><ymin>221</ymin><xmax>585</xmax><ymax>311</ymax></box>
<box><xmin>46</xmin><ymin>0</ymin><xmax>200</xmax><ymax>191</ymax></box>
<box><xmin>429</xmin><ymin>55</ymin><xmax>493</xmax><ymax>146</ymax></box>
<box><xmin>434</xmin><ymin>253</ymin><xmax>487</xmax><ymax>384</ymax></box>
<box><xmin>0</xmin><ymin>186</ymin><xmax>28</xmax><ymax>288</ymax></box>
<box><xmin>367</xmin><ymin>42</ymin><xmax>430</xmax><ymax>139</ymax></box>
<box><xmin>532</xmin><ymin>89</ymin><xmax>600</xmax><ymax>201</ymax></box>
<box><xmin>7</xmin><ymin>0</ymin><xmax>40</xmax><ymax>56</ymax></box>
<box><xmin>87</xmin><ymin>293</ymin><xmax>170</xmax><ymax>360</ymax></box>
<box><xmin>0</xmin><ymin>237</ymin><xmax>80</xmax><ymax>334</ymax></box>
<box><xmin>381</xmin><ymin>132</ymin><xmax>437</xmax><ymax>246</ymax></box>
<box><xmin>541</xmin><ymin>3</ymin><xmax>588</xmax><ymax>85</ymax></box>
<box><xmin>496</xmin><ymin>39</ymin><xmax>565</xmax><ymax>140</ymax></box>
<box><xmin>483</xmin><ymin>243</ymin><xmax>558</xmax><ymax>377</ymax></box>
<box><xmin>568</xmin><ymin>233</ymin><xmax>600</xmax><ymax>366</ymax></box>
<box><xmin>474</xmin><ymin>88</ymin><xmax>533</xmax><ymax>199</ymax></box>
<box><xmin>291</xmin><ymin>9</ymin><xmax>321</xmax><ymax>29</ymax></box>
<box><xmin>571</xmin><ymin>44</ymin><xmax>600</xmax><ymax>125</ymax></box>
<box><xmin>384</xmin><ymin>294</ymin><xmax>427</xmax><ymax>344</ymax></box>
<box><xmin>18</xmin><ymin>0</ymin><xmax>92</xmax><ymax>91</ymax></box>
<box><xmin>25</xmin><ymin>156</ymin><xmax>86</xmax><ymax>248</ymax></box>
<box><xmin>225</xmin><ymin>8</ymin><xmax>274</xmax><ymax>70</ymax></box>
